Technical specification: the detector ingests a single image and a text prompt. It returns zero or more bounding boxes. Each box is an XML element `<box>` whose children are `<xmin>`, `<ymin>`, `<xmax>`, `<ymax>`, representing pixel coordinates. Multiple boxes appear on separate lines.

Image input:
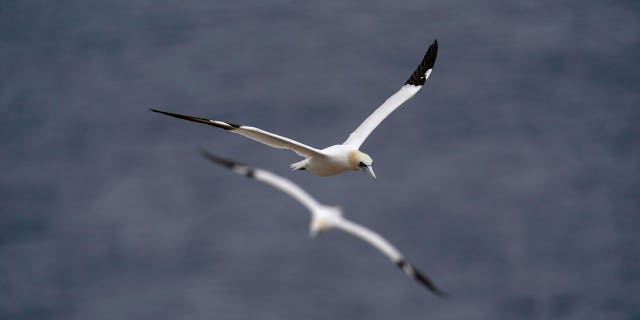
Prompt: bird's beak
<box><xmin>360</xmin><ymin>165</ymin><xmax>376</xmax><ymax>180</ymax></box>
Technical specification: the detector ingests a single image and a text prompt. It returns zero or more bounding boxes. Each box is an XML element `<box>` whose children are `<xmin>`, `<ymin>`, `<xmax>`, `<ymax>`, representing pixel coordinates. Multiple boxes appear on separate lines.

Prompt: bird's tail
<box><xmin>289</xmin><ymin>159</ymin><xmax>308</xmax><ymax>171</ymax></box>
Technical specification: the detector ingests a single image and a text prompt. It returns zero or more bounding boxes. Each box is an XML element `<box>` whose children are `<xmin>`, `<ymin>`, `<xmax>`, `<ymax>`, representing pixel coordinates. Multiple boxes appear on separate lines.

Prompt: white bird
<box><xmin>152</xmin><ymin>40</ymin><xmax>437</xmax><ymax>179</ymax></box>
<box><xmin>201</xmin><ymin>151</ymin><xmax>448</xmax><ymax>297</ymax></box>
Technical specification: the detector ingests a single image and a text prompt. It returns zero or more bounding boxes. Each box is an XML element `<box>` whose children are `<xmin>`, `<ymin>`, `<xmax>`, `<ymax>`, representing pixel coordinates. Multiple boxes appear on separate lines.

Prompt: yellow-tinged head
<box><xmin>348</xmin><ymin>150</ymin><xmax>376</xmax><ymax>180</ymax></box>
<box><xmin>309</xmin><ymin>206</ymin><xmax>343</xmax><ymax>238</ymax></box>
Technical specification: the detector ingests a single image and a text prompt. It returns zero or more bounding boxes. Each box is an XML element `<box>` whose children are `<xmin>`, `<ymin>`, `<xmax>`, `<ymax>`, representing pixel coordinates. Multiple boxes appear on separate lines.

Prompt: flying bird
<box><xmin>152</xmin><ymin>40</ymin><xmax>438</xmax><ymax>179</ymax></box>
<box><xmin>200</xmin><ymin>150</ymin><xmax>447</xmax><ymax>297</ymax></box>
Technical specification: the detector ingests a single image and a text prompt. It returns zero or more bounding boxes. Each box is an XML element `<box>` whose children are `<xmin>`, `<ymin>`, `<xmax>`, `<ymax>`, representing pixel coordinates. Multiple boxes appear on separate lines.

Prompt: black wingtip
<box><xmin>404</xmin><ymin>39</ymin><xmax>439</xmax><ymax>86</ymax></box>
<box><xmin>396</xmin><ymin>260</ymin><xmax>449</xmax><ymax>299</ymax></box>
<box><xmin>200</xmin><ymin>150</ymin><xmax>255</xmax><ymax>178</ymax></box>
<box><xmin>150</xmin><ymin>108</ymin><xmax>184</xmax><ymax>118</ymax></box>
<box><xmin>200</xmin><ymin>150</ymin><xmax>239</xmax><ymax>169</ymax></box>
<box><xmin>150</xmin><ymin>108</ymin><xmax>238</xmax><ymax>130</ymax></box>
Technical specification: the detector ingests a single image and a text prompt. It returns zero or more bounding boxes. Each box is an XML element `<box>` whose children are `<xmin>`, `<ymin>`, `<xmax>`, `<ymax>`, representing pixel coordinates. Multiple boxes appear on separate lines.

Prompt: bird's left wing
<box><xmin>331</xmin><ymin>216</ymin><xmax>448</xmax><ymax>298</ymax></box>
<box><xmin>200</xmin><ymin>151</ymin><xmax>323</xmax><ymax>213</ymax></box>
<box><xmin>152</xmin><ymin>109</ymin><xmax>325</xmax><ymax>158</ymax></box>
<box><xmin>343</xmin><ymin>39</ymin><xmax>438</xmax><ymax>148</ymax></box>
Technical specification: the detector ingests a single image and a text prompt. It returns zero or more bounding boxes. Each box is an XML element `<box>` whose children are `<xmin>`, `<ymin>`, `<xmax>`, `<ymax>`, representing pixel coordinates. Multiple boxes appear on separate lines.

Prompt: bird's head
<box><xmin>309</xmin><ymin>206</ymin><xmax>342</xmax><ymax>238</ymax></box>
<box><xmin>309</xmin><ymin>218</ymin><xmax>330</xmax><ymax>238</ymax></box>
<box><xmin>349</xmin><ymin>150</ymin><xmax>376</xmax><ymax>180</ymax></box>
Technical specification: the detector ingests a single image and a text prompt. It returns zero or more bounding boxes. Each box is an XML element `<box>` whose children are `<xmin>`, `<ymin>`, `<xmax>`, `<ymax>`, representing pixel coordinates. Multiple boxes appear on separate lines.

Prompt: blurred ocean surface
<box><xmin>1</xmin><ymin>1</ymin><xmax>639</xmax><ymax>319</ymax></box>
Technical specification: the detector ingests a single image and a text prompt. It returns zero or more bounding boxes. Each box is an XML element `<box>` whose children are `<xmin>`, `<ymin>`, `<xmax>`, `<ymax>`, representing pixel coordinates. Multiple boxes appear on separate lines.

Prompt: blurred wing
<box><xmin>200</xmin><ymin>151</ymin><xmax>323</xmax><ymax>213</ymax></box>
<box><xmin>343</xmin><ymin>40</ymin><xmax>438</xmax><ymax>148</ymax></box>
<box><xmin>332</xmin><ymin>217</ymin><xmax>448</xmax><ymax>298</ymax></box>
<box><xmin>152</xmin><ymin>109</ymin><xmax>324</xmax><ymax>158</ymax></box>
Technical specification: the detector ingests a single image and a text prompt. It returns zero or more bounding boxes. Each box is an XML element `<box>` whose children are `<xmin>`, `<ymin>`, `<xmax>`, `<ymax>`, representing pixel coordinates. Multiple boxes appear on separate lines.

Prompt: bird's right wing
<box><xmin>200</xmin><ymin>151</ymin><xmax>322</xmax><ymax>213</ymax></box>
<box><xmin>152</xmin><ymin>109</ymin><xmax>325</xmax><ymax>159</ymax></box>
<box><xmin>343</xmin><ymin>40</ymin><xmax>438</xmax><ymax>148</ymax></box>
<box><xmin>331</xmin><ymin>217</ymin><xmax>448</xmax><ymax>298</ymax></box>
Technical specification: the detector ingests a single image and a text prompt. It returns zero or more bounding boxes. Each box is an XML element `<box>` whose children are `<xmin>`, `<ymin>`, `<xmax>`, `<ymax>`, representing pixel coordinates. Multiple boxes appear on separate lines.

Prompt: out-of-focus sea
<box><xmin>1</xmin><ymin>1</ymin><xmax>639</xmax><ymax>319</ymax></box>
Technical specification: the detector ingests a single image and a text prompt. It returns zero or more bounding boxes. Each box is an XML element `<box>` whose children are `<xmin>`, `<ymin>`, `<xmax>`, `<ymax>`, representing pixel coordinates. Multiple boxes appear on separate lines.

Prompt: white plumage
<box><xmin>201</xmin><ymin>151</ymin><xmax>447</xmax><ymax>297</ymax></box>
<box><xmin>151</xmin><ymin>39</ymin><xmax>438</xmax><ymax>180</ymax></box>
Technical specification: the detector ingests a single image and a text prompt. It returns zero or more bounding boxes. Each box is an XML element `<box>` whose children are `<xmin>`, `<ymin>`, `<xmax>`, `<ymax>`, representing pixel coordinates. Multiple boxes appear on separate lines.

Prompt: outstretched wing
<box><xmin>201</xmin><ymin>151</ymin><xmax>447</xmax><ymax>297</ymax></box>
<box><xmin>331</xmin><ymin>216</ymin><xmax>448</xmax><ymax>298</ymax></box>
<box><xmin>200</xmin><ymin>151</ymin><xmax>323</xmax><ymax>213</ymax></box>
<box><xmin>152</xmin><ymin>109</ymin><xmax>325</xmax><ymax>158</ymax></box>
<box><xmin>343</xmin><ymin>40</ymin><xmax>438</xmax><ymax>148</ymax></box>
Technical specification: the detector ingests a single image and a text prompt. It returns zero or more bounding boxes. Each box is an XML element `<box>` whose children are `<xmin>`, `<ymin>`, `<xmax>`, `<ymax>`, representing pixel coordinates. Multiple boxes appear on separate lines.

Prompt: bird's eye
<box><xmin>358</xmin><ymin>162</ymin><xmax>366</xmax><ymax>167</ymax></box>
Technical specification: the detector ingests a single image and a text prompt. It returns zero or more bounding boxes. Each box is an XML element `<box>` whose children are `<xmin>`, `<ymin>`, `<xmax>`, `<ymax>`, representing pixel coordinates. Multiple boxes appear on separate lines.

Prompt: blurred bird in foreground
<box><xmin>200</xmin><ymin>150</ymin><xmax>448</xmax><ymax>298</ymax></box>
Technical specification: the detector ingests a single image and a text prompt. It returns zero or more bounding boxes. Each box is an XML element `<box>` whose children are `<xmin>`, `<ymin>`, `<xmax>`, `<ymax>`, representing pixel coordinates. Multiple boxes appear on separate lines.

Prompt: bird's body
<box><xmin>151</xmin><ymin>39</ymin><xmax>438</xmax><ymax>180</ymax></box>
<box><xmin>291</xmin><ymin>146</ymin><xmax>369</xmax><ymax>177</ymax></box>
<box><xmin>201</xmin><ymin>151</ymin><xmax>448</xmax><ymax>297</ymax></box>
